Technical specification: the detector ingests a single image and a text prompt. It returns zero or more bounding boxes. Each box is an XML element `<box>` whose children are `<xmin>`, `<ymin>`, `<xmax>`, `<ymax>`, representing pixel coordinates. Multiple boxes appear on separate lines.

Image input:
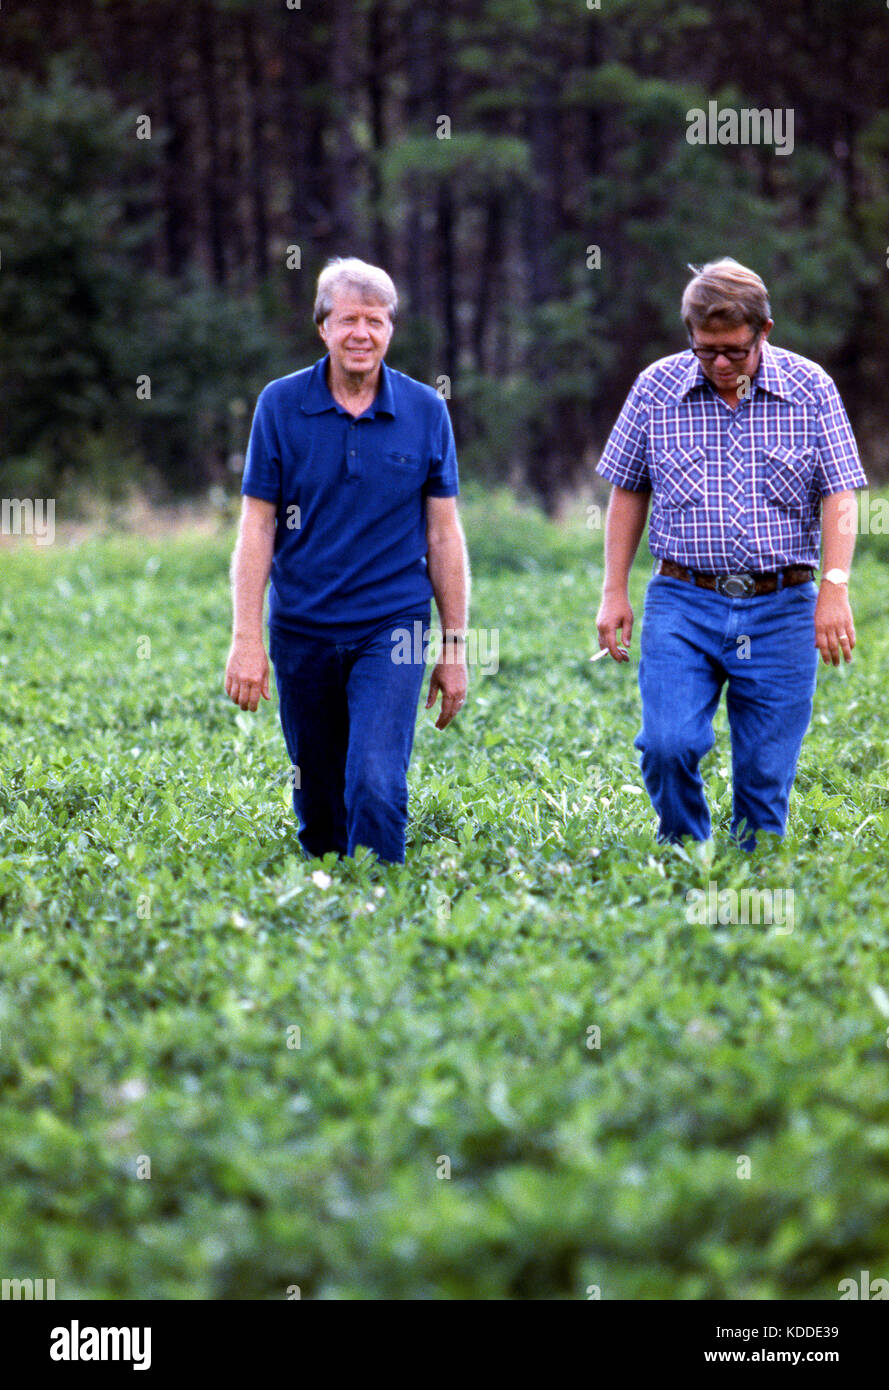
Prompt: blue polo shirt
<box><xmin>241</xmin><ymin>354</ymin><xmax>460</xmax><ymax>639</ymax></box>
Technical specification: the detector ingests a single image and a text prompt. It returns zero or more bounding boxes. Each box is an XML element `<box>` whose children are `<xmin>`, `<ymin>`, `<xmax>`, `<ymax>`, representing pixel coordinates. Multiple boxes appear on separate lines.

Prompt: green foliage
<box><xmin>4</xmin><ymin>3</ymin><xmax>888</xmax><ymax>501</ymax></box>
<box><xmin>127</xmin><ymin>265</ymin><xmax>296</xmax><ymax>495</ymax></box>
<box><xmin>0</xmin><ymin>55</ymin><xmax>152</xmax><ymax>491</ymax></box>
<box><xmin>0</xmin><ymin>56</ymin><xmax>295</xmax><ymax>499</ymax></box>
<box><xmin>1</xmin><ymin>489</ymin><xmax>888</xmax><ymax>1298</ymax></box>
<box><xmin>381</xmin><ymin>133</ymin><xmax>532</xmax><ymax>194</ymax></box>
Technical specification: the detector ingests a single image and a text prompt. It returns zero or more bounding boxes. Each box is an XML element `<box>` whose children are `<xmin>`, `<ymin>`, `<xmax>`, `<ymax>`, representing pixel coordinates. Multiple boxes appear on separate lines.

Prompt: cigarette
<box><xmin>589</xmin><ymin>647</ymin><xmax>629</xmax><ymax>662</ymax></box>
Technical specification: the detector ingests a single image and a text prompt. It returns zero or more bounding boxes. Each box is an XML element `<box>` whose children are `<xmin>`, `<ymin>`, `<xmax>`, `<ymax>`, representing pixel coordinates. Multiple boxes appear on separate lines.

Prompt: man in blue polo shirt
<box><xmin>224</xmin><ymin>257</ymin><xmax>469</xmax><ymax>865</ymax></box>
<box><xmin>595</xmin><ymin>257</ymin><xmax>866</xmax><ymax>849</ymax></box>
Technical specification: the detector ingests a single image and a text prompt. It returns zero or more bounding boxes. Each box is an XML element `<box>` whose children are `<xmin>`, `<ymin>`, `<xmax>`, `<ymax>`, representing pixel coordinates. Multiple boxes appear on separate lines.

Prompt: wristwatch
<box><xmin>822</xmin><ymin>568</ymin><xmax>849</xmax><ymax>586</ymax></box>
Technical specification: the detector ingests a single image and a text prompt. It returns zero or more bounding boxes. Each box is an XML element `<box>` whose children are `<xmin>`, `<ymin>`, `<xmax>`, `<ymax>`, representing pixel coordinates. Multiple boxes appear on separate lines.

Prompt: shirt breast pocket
<box><xmin>381</xmin><ymin>449</ymin><xmax>427</xmax><ymax>493</ymax></box>
<box><xmin>761</xmin><ymin>444</ymin><xmax>816</xmax><ymax>512</ymax></box>
<box><xmin>653</xmin><ymin>446</ymin><xmax>706</xmax><ymax>508</ymax></box>
<box><xmin>387</xmin><ymin>449</ymin><xmax>423</xmax><ymax>471</ymax></box>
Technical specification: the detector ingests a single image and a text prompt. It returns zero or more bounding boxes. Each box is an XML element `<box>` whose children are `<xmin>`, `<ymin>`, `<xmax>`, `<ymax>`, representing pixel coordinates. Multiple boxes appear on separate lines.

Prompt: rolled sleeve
<box><xmin>814</xmin><ymin>375</ymin><xmax>868</xmax><ymax>496</ymax></box>
<box><xmin>596</xmin><ymin>376</ymin><xmax>653</xmax><ymax>491</ymax></box>
<box><xmin>241</xmin><ymin>388</ymin><xmax>282</xmax><ymax>505</ymax></box>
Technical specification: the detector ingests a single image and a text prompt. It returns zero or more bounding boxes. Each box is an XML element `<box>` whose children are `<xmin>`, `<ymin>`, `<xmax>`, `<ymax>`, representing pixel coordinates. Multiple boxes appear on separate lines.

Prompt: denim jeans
<box><xmin>269</xmin><ymin>613</ymin><xmax>429</xmax><ymax>865</ymax></box>
<box><xmin>634</xmin><ymin>574</ymin><xmax>819</xmax><ymax>849</ymax></box>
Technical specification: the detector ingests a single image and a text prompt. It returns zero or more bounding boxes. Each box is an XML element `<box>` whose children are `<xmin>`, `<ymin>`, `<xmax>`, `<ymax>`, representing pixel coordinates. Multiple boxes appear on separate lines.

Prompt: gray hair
<box><xmin>313</xmin><ymin>257</ymin><xmax>398</xmax><ymax>324</ymax></box>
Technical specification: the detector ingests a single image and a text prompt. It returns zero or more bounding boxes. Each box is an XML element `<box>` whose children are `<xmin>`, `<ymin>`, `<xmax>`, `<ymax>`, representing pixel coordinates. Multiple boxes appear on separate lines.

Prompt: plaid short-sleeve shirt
<box><xmin>596</xmin><ymin>342</ymin><xmax>867</xmax><ymax>572</ymax></box>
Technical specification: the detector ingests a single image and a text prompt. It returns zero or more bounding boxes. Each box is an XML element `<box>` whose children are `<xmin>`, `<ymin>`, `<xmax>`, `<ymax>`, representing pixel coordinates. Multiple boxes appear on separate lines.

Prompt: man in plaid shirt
<box><xmin>595</xmin><ymin>257</ymin><xmax>866</xmax><ymax>849</ymax></box>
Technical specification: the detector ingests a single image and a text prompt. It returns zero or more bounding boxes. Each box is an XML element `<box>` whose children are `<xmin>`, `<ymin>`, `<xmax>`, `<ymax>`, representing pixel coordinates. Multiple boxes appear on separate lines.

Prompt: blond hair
<box><xmin>681</xmin><ymin>257</ymin><xmax>771</xmax><ymax>333</ymax></box>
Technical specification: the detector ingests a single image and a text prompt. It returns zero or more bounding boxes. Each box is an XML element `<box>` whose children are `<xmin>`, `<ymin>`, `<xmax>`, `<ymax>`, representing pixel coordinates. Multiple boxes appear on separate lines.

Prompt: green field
<box><xmin>2</xmin><ymin>486</ymin><xmax>888</xmax><ymax>1299</ymax></box>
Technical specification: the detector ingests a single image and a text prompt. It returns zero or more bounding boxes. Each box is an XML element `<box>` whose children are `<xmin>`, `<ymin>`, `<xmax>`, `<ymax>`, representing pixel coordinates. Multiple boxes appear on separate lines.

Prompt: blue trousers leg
<box><xmin>724</xmin><ymin>583</ymin><xmax>818</xmax><ymax>848</ymax></box>
<box><xmin>635</xmin><ymin>577</ymin><xmax>725</xmax><ymax>842</ymax></box>
<box><xmin>270</xmin><ymin>629</ymin><xmax>349</xmax><ymax>859</ymax></box>
<box><xmin>342</xmin><ymin>624</ymin><xmax>427</xmax><ymax>863</ymax></box>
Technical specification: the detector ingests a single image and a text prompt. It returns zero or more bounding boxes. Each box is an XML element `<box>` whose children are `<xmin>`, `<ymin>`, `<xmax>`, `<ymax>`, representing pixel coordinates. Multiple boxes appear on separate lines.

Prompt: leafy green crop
<box><xmin>1</xmin><ymin>488</ymin><xmax>888</xmax><ymax>1299</ymax></box>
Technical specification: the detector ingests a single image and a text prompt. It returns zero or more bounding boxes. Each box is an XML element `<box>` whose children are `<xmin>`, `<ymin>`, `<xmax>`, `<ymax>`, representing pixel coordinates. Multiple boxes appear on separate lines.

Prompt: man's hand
<box><xmin>596</xmin><ymin>589</ymin><xmax>634</xmax><ymax>662</ymax></box>
<box><xmin>815</xmin><ymin>584</ymin><xmax>855</xmax><ymax>666</ymax></box>
<box><xmin>425</xmin><ymin>652</ymin><xmax>468</xmax><ymax>730</ymax></box>
<box><xmin>225</xmin><ymin>636</ymin><xmax>271</xmax><ymax>710</ymax></box>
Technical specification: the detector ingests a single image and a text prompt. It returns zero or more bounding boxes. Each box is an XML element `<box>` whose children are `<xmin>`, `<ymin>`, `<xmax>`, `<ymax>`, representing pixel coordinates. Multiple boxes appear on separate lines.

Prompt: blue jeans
<box><xmin>635</xmin><ymin>574</ymin><xmax>819</xmax><ymax>849</ymax></box>
<box><xmin>269</xmin><ymin>614</ymin><xmax>429</xmax><ymax>865</ymax></box>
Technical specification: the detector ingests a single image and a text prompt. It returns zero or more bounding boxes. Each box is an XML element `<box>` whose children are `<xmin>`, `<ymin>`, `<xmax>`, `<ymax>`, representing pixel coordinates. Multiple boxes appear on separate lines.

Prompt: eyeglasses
<box><xmin>689</xmin><ymin>333</ymin><xmax>760</xmax><ymax>362</ymax></box>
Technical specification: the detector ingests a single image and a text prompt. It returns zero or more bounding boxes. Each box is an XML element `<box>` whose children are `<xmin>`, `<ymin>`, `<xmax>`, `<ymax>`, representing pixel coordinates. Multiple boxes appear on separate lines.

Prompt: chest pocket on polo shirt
<box><xmin>654</xmin><ymin>446</ymin><xmax>706</xmax><ymax>508</ymax></box>
<box><xmin>761</xmin><ymin>444</ymin><xmax>816</xmax><ymax>512</ymax></box>
<box><xmin>387</xmin><ymin>449</ymin><xmax>422</xmax><ymax>470</ymax></box>
<box><xmin>381</xmin><ymin>449</ymin><xmax>426</xmax><ymax>491</ymax></box>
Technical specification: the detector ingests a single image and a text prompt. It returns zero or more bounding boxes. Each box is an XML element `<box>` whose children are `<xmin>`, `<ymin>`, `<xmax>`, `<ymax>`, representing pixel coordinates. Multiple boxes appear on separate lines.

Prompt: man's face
<box><xmin>318</xmin><ymin>293</ymin><xmax>394</xmax><ymax>381</ymax></box>
<box><xmin>689</xmin><ymin>317</ymin><xmax>773</xmax><ymax>393</ymax></box>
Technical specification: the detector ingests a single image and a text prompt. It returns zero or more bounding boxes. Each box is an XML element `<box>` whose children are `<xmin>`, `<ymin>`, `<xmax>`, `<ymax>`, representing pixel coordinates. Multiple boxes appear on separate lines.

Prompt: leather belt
<box><xmin>657</xmin><ymin>558</ymin><xmax>815</xmax><ymax>596</ymax></box>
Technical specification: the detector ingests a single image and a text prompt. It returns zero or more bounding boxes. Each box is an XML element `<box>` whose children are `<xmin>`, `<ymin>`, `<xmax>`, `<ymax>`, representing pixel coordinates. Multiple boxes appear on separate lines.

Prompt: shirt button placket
<box><xmin>725</xmin><ymin>411</ymin><xmax>747</xmax><ymax>569</ymax></box>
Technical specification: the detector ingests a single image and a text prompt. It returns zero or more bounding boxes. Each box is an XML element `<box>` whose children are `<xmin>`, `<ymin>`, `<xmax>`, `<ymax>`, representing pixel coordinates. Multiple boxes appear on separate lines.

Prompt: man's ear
<box><xmin>760</xmin><ymin>319</ymin><xmax>774</xmax><ymax>341</ymax></box>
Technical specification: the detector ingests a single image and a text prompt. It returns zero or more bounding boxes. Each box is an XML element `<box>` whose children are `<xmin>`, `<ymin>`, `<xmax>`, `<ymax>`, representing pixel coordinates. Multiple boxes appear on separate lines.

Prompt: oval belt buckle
<box><xmin>717</xmin><ymin>572</ymin><xmax>756</xmax><ymax>598</ymax></box>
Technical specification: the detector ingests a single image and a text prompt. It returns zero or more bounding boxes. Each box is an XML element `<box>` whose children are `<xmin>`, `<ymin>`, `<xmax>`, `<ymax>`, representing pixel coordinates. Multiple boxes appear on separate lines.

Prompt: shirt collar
<box><xmin>677</xmin><ymin>339</ymin><xmax>792</xmax><ymax>402</ymax></box>
<box><xmin>300</xmin><ymin>354</ymin><xmax>396</xmax><ymax>417</ymax></box>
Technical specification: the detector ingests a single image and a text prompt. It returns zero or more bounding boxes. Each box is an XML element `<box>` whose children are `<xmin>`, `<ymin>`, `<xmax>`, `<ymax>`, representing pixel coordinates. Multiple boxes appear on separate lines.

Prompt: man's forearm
<box><xmin>231</xmin><ymin>525</ymin><xmax>275</xmax><ymax>639</ymax></box>
<box><xmin>820</xmin><ymin>490</ymin><xmax>857</xmax><ymax>574</ymax></box>
<box><xmin>602</xmin><ymin>485</ymin><xmax>652</xmax><ymax>591</ymax></box>
<box><xmin>427</xmin><ymin>526</ymin><xmax>469</xmax><ymax>634</ymax></box>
